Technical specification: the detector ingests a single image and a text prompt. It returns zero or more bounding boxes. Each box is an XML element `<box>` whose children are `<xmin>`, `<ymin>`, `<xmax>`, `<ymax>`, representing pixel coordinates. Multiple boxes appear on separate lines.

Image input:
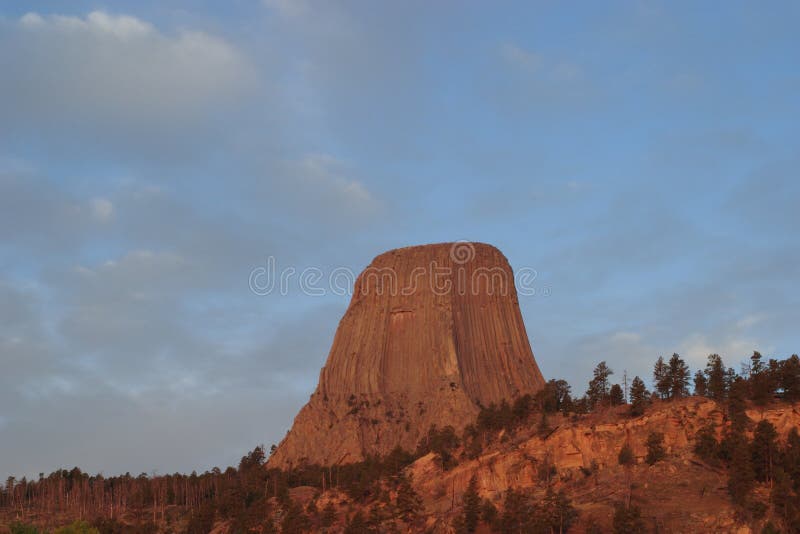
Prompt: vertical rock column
<box><xmin>268</xmin><ymin>242</ymin><xmax>545</xmax><ymax>468</ymax></box>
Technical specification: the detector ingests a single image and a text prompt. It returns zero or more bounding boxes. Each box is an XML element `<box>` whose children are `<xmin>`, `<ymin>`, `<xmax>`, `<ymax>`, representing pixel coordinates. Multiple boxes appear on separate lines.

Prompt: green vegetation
<box><xmin>416</xmin><ymin>425</ymin><xmax>460</xmax><ymax>470</ymax></box>
<box><xmin>9</xmin><ymin>523</ymin><xmax>41</xmax><ymax>534</ymax></box>
<box><xmin>693</xmin><ymin>370</ymin><xmax>708</xmax><ymax>396</ymax></box>
<box><xmin>667</xmin><ymin>353</ymin><xmax>690</xmax><ymax>399</ymax></box>
<box><xmin>727</xmin><ymin>430</ymin><xmax>755</xmax><ymax>507</ymax></box>
<box><xmin>693</xmin><ymin>423</ymin><xmax>719</xmax><ymax>464</ymax></box>
<box><xmin>453</xmin><ymin>474</ymin><xmax>481</xmax><ymax>533</ymax></box>
<box><xmin>609</xmin><ymin>383</ymin><xmax>625</xmax><ymax>406</ymax></box>
<box><xmin>395</xmin><ymin>473</ymin><xmax>422</xmax><ymax>523</ymax></box>
<box><xmin>653</xmin><ymin>354</ymin><xmax>689</xmax><ymax>399</ymax></box>
<box><xmin>493</xmin><ymin>486</ymin><xmax>576</xmax><ymax>534</ymax></box>
<box><xmin>628</xmin><ymin>376</ymin><xmax>649</xmax><ymax>416</ymax></box>
<box><xmin>618</xmin><ymin>443</ymin><xmax>635</xmax><ymax>466</ymax></box>
<box><xmin>54</xmin><ymin>521</ymin><xmax>100</xmax><ymax>534</ymax></box>
<box><xmin>612</xmin><ymin>502</ymin><xmax>646</xmax><ymax>533</ymax></box>
<box><xmin>653</xmin><ymin>355</ymin><xmax>670</xmax><ymax>399</ymax></box>
<box><xmin>645</xmin><ymin>432</ymin><xmax>666</xmax><ymax>465</ymax></box>
<box><xmin>587</xmin><ymin>361</ymin><xmax>613</xmax><ymax>408</ymax></box>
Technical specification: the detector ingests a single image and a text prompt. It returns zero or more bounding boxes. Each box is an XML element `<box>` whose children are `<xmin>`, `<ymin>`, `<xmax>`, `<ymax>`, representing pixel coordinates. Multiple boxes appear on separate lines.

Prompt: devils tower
<box><xmin>268</xmin><ymin>242</ymin><xmax>545</xmax><ymax>468</ymax></box>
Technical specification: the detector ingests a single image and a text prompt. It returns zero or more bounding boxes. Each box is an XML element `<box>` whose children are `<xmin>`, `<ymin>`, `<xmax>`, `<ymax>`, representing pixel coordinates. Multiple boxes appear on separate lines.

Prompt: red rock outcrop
<box><xmin>268</xmin><ymin>242</ymin><xmax>545</xmax><ymax>468</ymax></box>
<box><xmin>407</xmin><ymin>398</ymin><xmax>800</xmax><ymax>533</ymax></box>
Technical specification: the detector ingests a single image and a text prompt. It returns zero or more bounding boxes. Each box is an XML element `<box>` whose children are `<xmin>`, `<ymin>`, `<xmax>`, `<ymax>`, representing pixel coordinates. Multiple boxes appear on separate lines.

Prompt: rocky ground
<box><xmin>403</xmin><ymin>397</ymin><xmax>797</xmax><ymax>532</ymax></box>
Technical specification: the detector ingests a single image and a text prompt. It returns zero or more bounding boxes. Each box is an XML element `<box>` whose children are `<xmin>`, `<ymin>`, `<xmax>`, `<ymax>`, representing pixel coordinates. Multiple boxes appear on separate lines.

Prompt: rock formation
<box><xmin>268</xmin><ymin>242</ymin><xmax>545</xmax><ymax>468</ymax></box>
<box><xmin>406</xmin><ymin>397</ymin><xmax>800</xmax><ymax>532</ymax></box>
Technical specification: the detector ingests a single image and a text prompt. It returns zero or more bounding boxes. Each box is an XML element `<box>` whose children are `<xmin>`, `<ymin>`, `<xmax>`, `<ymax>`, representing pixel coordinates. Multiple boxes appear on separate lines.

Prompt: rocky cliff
<box><xmin>268</xmin><ymin>242</ymin><xmax>545</xmax><ymax>468</ymax></box>
<box><xmin>408</xmin><ymin>398</ymin><xmax>800</xmax><ymax>532</ymax></box>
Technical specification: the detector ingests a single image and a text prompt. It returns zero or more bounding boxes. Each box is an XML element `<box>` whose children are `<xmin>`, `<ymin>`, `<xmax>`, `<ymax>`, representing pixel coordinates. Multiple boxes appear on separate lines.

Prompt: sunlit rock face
<box><xmin>268</xmin><ymin>242</ymin><xmax>545</xmax><ymax>468</ymax></box>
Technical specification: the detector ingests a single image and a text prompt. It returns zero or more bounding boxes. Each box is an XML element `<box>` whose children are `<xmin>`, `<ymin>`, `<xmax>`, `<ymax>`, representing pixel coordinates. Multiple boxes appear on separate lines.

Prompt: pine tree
<box><xmin>751</xmin><ymin>419</ymin><xmax>779</xmax><ymax>483</ymax></box>
<box><xmin>653</xmin><ymin>356</ymin><xmax>671</xmax><ymax>399</ymax></box>
<box><xmin>535</xmin><ymin>379</ymin><xmax>572</xmax><ymax>413</ymax></box>
<box><xmin>587</xmin><ymin>361</ymin><xmax>613</xmax><ymax>408</ymax></box>
<box><xmin>668</xmin><ymin>353</ymin><xmax>690</xmax><ymax>399</ymax></box>
<box><xmin>750</xmin><ymin>351</ymin><xmax>764</xmax><ymax>374</ymax></box>
<box><xmin>395</xmin><ymin>473</ymin><xmax>422</xmax><ymax>523</ymax></box>
<box><xmin>609</xmin><ymin>384</ymin><xmax>625</xmax><ymax>406</ymax></box>
<box><xmin>459</xmin><ymin>475</ymin><xmax>481</xmax><ymax>533</ymax></box>
<box><xmin>750</xmin><ymin>351</ymin><xmax>776</xmax><ymax>405</ymax></box>
<box><xmin>725</xmin><ymin>367</ymin><xmax>738</xmax><ymax>389</ymax></box>
<box><xmin>727</xmin><ymin>377</ymin><xmax>750</xmax><ymax>430</ymax></box>
<box><xmin>727</xmin><ymin>430</ymin><xmax>755</xmax><ymax>507</ymax></box>
<box><xmin>480</xmin><ymin>498</ymin><xmax>498</xmax><ymax>526</ymax></box>
<box><xmin>541</xmin><ymin>487</ymin><xmax>577</xmax><ymax>533</ymax></box>
<box><xmin>705</xmin><ymin>354</ymin><xmax>728</xmax><ymax>400</ymax></box>
<box><xmin>499</xmin><ymin>488</ymin><xmax>534</xmax><ymax>533</ymax></box>
<box><xmin>784</xmin><ymin>427</ymin><xmax>800</xmax><ymax>490</ymax></box>
<box><xmin>780</xmin><ymin>355</ymin><xmax>800</xmax><ymax>403</ymax></box>
<box><xmin>628</xmin><ymin>376</ymin><xmax>649</xmax><ymax>417</ymax></box>
<box><xmin>693</xmin><ymin>370</ymin><xmax>708</xmax><ymax>397</ymax></box>
<box><xmin>770</xmin><ymin>468</ymin><xmax>800</xmax><ymax>532</ymax></box>
<box><xmin>612</xmin><ymin>503</ymin><xmax>645</xmax><ymax>533</ymax></box>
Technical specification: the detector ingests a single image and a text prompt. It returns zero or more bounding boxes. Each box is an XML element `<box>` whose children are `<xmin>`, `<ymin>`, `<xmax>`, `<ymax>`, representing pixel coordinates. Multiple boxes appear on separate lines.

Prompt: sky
<box><xmin>1</xmin><ymin>0</ymin><xmax>799</xmax><ymax>479</ymax></box>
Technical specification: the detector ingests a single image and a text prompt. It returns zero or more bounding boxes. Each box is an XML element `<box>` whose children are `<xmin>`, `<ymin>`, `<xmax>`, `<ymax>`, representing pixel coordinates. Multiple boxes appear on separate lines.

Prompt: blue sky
<box><xmin>1</xmin><ymin>0</ymin><xmax>798</xmax><ymax>478</ymax></box>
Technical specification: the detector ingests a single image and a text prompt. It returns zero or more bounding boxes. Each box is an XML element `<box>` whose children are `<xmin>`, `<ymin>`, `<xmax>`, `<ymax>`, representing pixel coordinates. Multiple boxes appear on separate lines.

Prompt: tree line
<box><xmin>575</xmin><ymin>351</ymin><xmax>799</xmax><ymax>417</ymax></box>
<box><xmin>3</xmin><ymin>351</ymin><xmax>799</xmax><ymax>532</ymax></box>
<box><xmin>1</xmin><ymin>439</ymin><xmax>435</xmax><ymax>532</ymax></box>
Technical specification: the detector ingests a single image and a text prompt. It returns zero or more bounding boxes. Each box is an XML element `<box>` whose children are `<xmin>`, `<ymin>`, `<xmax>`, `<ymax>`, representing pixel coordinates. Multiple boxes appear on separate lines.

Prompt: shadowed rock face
<box><xmin>268</xmin><ymin>242</ymin><xmax>545</xmax><ymax>468</ymax></box>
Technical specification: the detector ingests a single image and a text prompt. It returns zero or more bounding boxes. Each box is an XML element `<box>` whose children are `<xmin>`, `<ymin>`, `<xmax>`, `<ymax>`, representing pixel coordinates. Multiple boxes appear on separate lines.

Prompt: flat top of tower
<box><xmin>371</xmin><ymin>242</ymin><xmax>505</xmax><ymax>263</ymax></box>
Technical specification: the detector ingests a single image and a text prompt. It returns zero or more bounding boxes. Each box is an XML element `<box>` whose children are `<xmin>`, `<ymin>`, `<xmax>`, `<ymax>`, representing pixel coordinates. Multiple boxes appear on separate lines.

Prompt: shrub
<box><xmin>645</xmin><ymin>432</ymin><xmax>666</xmax><ymax>465</ymax></box>
<box><xmin>618</xmin><ymin>443</ymin><xmax>635</xmax><ymax>466</ymax></box>
<box><xmin>693</xmin><ymin>424</ymin><xmax>719</xmax><ymax>464</ymax></box>
<box><xmin>613</xmin><ymin>503</ymin><xmax>646</xmax><ymax>533</ymax></box>
<box><xmin>54</xmin><ymin>522</ymin><xmax>100</xmax><ymax>534</ymax></box>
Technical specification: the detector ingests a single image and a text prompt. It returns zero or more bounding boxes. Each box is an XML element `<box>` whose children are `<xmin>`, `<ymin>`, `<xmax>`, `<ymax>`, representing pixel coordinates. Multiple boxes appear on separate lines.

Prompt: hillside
<box><xmin>407</xmin><ymin>397</ymin><xmax>799</xmax><ymax>533</ymax></box>
<box><xmin>3</xmin><ymin>396</ymin><xmax>799</xmax><ymax>533</ymax></box>
<box><xmin>2</xmin><ymin>244</ymin><xmax>799</xmax><ymax>533</ymax></box>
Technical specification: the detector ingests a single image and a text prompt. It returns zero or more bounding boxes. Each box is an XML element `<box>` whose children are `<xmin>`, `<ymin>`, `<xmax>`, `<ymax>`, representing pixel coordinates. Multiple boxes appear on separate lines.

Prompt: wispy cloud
<box><xmin>1</xmin><ymin>11</ymin><xmax>254</xmax><ymax>128</ymax></box>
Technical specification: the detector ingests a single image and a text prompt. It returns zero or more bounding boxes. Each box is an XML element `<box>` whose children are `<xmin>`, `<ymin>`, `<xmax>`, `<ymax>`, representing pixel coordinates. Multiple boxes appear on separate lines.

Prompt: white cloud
<box><xmin>492</xmin><ymin>42</ymin><xmax>591</xmax><ymax>114</ymax></box>
<box><xmin>81</xmin><ymin>11</ymin><xmax>153</xmax><ymax>39</ymax></box>
<box><xmin>500</xmin><ymin>43</ymin><xmax>583</xmax><ymax>82</ymax></box>
<box><xmin>500</xmin><ymin>43</ymin><xmax>542</xmax><ymax>73</ymax></box>
<box><xmin>736</xmin><ymin>313</ymin><xmax>767</xmax><ymax>330</ymax></box>
<box><xmin>19</xmin><ymin>13</ymin><xmax>44</xmax><ymax>27</ymax></box>
<box><xmin>75</xmin><ymin>249</ymin><xmax>187</xmax><ymax>293</ymax></box>
<box><xmin>566</xmin><ymin>180</ymin><xmax>588</xmax><ymax>192</ymax></box>
<box><xmin>677</xmin><ymin>332</ymin><xmax>770</xmax><ymax>371</ymax></box>
<box><xmin>1</xmin><ymin>11</ymin><xmax>254</xmax><ymax>128</ymax></box>
<box><xmin>556</xmin><ymin>328</ymin><xmax>658</xmax><ymax>390</ymax></box>
<box><xmin>295</xmin><ymin>154</ymin><xmax>376</xmax><ymax>209</ymax></box>
<box><xmin>552</xmin><ymin>61</ymin><xmax>583</xmax><ymax>82</ymax></box>
<box><xmin>90</xmin><ymin>197</ymin><xmax>114</xmax><ymax>221</ymax></box>
<box><xmin>610</xmin><ymin>331</ymin><xmax>643</xmax><ymax>344</ymax></box>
